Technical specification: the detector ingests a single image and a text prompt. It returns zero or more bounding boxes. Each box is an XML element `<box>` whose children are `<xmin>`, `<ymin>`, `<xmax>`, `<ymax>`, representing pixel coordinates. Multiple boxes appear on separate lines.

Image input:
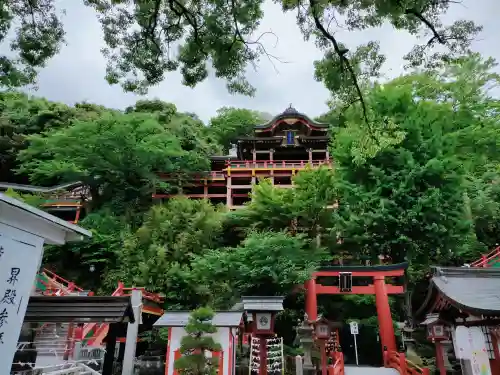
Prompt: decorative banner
<box><xmin>469</xmin><ymin>327</ymin><xmax>492</xmax><ymax>375</ymax></box>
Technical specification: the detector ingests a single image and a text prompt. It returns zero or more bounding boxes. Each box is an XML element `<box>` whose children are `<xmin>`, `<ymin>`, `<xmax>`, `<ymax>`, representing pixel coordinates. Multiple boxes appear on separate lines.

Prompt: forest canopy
<box><xmin>0</xmin><ymin>0</ymin><xmax>482</xmax><ymax>107</ymax></box>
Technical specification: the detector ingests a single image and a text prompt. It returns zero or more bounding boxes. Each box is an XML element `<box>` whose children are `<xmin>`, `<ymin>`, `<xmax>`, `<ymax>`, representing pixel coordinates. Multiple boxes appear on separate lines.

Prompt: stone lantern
<box><xmin>312</xmin><ymin>316</ymin><xmax>333</xmax><ymax>375</ymax></box>
<box><xmin>242</xmin><ymin>296</ymin><xmax>284</xmax><ymax>375</ymax></box>
<box><xmin>422</xmin><ymin>313</ymin><xmax>450</xmax><ymax>375</ymax></box>
<box><xmin>296</xmin><ymin>313</ymin><xmax>316</xmax><ymax>375</ymax></box>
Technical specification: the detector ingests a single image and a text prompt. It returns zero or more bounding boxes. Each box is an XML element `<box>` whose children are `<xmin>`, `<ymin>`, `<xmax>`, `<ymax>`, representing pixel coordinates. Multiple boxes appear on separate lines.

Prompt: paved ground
<box><xmin>345</xmin><ymin>366</ymin><xmax>399</xmax><ymax>375</ymax></box>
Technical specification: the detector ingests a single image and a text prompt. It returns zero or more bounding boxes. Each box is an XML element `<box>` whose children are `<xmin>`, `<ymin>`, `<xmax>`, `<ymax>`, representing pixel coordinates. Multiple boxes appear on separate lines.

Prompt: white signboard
<box><xmin>349</xmin><ymin>321</ymin><xmax>359</xmax><ymax>335</ymax></box>
<box><xmin>0</xmin><ymin>235</ymin><xmax>41</xmax><ymax>373</ymax></box>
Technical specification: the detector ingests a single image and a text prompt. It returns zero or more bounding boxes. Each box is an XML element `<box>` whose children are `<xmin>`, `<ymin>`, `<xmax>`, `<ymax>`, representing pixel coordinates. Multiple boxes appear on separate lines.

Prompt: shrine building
<box><xmin>153</xmin><ymin>106</ymin><xmax>332</xmax><ymax>209</ymax></box>
<box><xmin>417</xmin><ymin>266</ymin><xmax>500</xmax><ymax>375</ymax></box>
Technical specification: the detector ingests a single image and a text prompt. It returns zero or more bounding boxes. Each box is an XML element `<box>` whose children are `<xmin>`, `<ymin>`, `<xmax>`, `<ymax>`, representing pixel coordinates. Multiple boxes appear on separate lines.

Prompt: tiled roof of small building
<box><xmin>153</xmin><ymin>311</ymin><xmax>243</xmax><ymax>327</ymax></box>
<box><xmin>254</xmin><ymin>105</ymin><xmax>328</xmax><ymax>129</ymax></box>
<box><xmin>418</xmin><ymin>266</ymin><xmax>500</xmax><ymax>317</ymax></box>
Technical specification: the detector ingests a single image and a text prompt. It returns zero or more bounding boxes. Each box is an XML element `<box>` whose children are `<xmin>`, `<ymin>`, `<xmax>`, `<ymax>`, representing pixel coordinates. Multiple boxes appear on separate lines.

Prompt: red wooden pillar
<box><xmin>320</xmin><ymin>341</ymin><xmax>327</xmax><ymax>375</ymax></box>
<box><xmin>373</xmin><ymin>275</ymin><xmax>396</xmax><ymax>353</ymax></box>
<box><xmin>491</xmin><ymin>331</ymin><xmax>500</xmax><ymax>375</ymax></box>
<box><xmin>305</xmin><ymin>278</ymin><xmax>318</xmax><ymax>321</ymax></box>
<box><xmin>259</xmin><ymin>336</ymin><xmax>268</xmax><ymax>375</ymax></box>
<box><xmin>434</xmin><ymin>341</ymin><xmax>447</xmax><ymax>375</ymax></box>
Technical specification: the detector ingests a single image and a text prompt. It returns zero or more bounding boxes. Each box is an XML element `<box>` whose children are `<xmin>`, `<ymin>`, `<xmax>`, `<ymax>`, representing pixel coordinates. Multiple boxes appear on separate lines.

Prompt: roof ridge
<box><xmin>433</xmin><ymin>266</ymin><xmax>500</xmax><ymax>278</ymax></box>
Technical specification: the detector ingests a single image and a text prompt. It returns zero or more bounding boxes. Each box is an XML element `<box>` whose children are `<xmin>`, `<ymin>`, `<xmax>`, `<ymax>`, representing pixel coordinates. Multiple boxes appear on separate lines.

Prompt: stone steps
<box><xmin>344</xmin><ymin>366</ymin><xmax>399</xmax><ymax>375</ymax></box>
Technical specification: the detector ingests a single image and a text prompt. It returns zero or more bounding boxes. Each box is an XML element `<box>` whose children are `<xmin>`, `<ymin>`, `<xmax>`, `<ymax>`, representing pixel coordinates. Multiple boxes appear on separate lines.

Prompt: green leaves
<box><xmin>192</xmin><ymin>231</ymin><xmax>327</xmax><ymax>305</ymax></box>
<box><xmin>0</xmin><ymin>1</ymin><xmax>64</xmax><ymax>88</ymax></box>
<box><xmin>175</xmin><ymin>307</ymin><xmax>222</xmax><ymax>375</ymax></box>
<box><xmin>208</xmin><ymin>107</ymin><xmax>265</xmax><ymax>153</ymax></box>
<box><xmin>16</xmin><ymin>106</ymin><xmax>215</xmax><ymax>212</ymax></box>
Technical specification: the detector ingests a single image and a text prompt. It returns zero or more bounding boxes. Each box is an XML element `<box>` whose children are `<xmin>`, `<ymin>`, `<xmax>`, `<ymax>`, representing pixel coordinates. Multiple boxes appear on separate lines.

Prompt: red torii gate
<box><xmin>304</xmin><ymin>262</ymin><xmax>408</xmax><ymax>354</ymax></box>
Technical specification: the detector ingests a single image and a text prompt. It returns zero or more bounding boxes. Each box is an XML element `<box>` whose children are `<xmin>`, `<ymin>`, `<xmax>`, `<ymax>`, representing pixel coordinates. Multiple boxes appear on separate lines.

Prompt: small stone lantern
<box><xmin>242</xmin><ymin>296</ymin><xmax>284</xmax><ymax>375</ymax></box>
<box><xmin>296</xmin><ymin>313</ymin><xmax>316</xmax><ymax>375</ymax></box>
<box><xmin>422</xmin><ymin>313</ymin><xmax>449</xmax><ymax>375</ymax></box>
<box><xmin>312</xmin><ymin>316</ymin><xmax>333</xmax><ymax>375</ymax></box>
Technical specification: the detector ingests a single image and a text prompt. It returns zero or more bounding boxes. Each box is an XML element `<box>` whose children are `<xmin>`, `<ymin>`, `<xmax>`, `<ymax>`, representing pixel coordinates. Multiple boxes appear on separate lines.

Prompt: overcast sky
<box><xmin>15</xmin><ymin>0</ymin><xmax>500</xmax><ymax>122</ymax></box>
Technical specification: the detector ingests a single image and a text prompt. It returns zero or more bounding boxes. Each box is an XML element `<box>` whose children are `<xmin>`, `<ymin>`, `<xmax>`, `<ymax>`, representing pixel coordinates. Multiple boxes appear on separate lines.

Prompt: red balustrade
<box><xmin>383</xmin><ymin>350</ymin><xmax>430</xmax><ymax>375</ymax></box>
<box><xmin>470</xmin><ymin>246</ymin><xmax>500</xmax><ymax>267</ymax></box>
<box><xmin>327</xmin><ymin>352</ymin><xmax>344</xmax><ymax>375</ymax></box>
<box><xmin>226</xmin><ymin>160</ymin><xmax>331</xmax><ymax>169</ymax></box>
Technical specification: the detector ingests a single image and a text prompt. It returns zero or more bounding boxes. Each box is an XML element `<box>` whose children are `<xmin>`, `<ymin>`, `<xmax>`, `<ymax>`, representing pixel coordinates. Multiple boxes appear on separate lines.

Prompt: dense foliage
<box><xmin>2</xmin><ymin>52</ymin><xmax>500</xmax><ymax>365</ymax></box>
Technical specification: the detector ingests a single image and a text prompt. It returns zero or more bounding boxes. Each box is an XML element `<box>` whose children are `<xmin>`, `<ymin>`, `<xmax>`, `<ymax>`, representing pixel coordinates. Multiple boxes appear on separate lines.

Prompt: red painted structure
<box><xmin>304</xmin><ymin>263</ymin><xmax>407</xmax><ymax>354</ymax></box>
<box><xmin>35</xmin><ymin>268</ymin><xmax>164</xmax><ymax>354</ymax></box>
<box><xmin>471</xmin><ymin>245</ymin><xmax>500</xmax><ymax>268</ymax></box>
<box><xmin>154</xmin><ymin>106</ymin><xmax>333</xmax><ymax>209</ymax></box>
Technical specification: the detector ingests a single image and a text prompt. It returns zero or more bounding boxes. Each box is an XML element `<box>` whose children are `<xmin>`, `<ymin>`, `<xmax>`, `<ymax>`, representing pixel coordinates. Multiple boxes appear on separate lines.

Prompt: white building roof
<box><xmin>0</xmin><ymin>193</ymin><xmax>91</xmax><ymax>244</ymax></box>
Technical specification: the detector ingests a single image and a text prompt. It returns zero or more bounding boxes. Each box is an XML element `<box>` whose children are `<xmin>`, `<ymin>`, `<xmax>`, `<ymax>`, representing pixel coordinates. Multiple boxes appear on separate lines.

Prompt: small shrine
<box><xmin>154</xmin><ymin>310</ymin><xmax>243</xmax><ymax>375</ymax></box>
<box><xmin>154</xmin><ymin>296</ymin><xmax>285</xmax><ymax>375</ymax></box>
<box><xmin>416</xmin><ymin>266</ymin><xmax>500</xmax><ymax>375</ymax></box>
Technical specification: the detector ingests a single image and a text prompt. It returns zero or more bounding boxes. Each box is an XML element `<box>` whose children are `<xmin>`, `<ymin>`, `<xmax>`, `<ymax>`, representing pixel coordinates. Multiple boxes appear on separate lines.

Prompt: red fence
<box><xmin>327</xmin><ymin>352</ymin><xmax>345</xmax><ymax>375</ymax></box>
<box><xmin>227</xmin><ymin>160</ymin><xmax>331</xmax><ymax>169</ymax></box>
<box><xmin>470</xmin><ymin>246</ymin><xmax>500</xmax><ymax>267</ymax></box>
<box><xmin>383</xmin><ymin>351</ymin><xmax>430</xmax><ymax>375</ymax></box>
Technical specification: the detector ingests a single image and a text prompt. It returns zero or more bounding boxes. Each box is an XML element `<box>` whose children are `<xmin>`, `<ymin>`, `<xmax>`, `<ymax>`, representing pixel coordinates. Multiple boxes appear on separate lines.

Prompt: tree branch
<box><xmin>309</xmin><ymin>0</ymin><xmax>371</xmax><ymax>128</ymax></box>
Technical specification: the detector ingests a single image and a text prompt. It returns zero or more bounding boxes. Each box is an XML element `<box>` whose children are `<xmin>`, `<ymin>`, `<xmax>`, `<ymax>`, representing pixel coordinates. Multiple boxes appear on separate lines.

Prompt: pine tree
<box><xmin>174</xmin><ymin>307</ymin><xmax>222</xmax><ymax>375</ymax></box>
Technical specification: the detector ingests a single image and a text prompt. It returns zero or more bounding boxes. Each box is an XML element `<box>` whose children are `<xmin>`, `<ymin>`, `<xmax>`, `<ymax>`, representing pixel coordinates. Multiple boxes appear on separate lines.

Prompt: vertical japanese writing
<box><xmin>6</xmin><ymin>268</ymin><xmax>20</xmax><ymax>286</ymax></box>
<box><xmin>0</xmin><ymin>290</ymin><xmax>16</xmax><ymax>305</ymax></box>
<box><xmin>0</xmin><ymin>246</ymin><xmax>4</xmax><ymax>258</ymax></box>
<box><xmin>0</xmin><ymin>308</ymin><xmax>7</xmax><ymax>328</ymax></box>
<box><xmin>0</xmin><ymin>267</ymin><xmax>21</xmax><ymax>346</ymax></box>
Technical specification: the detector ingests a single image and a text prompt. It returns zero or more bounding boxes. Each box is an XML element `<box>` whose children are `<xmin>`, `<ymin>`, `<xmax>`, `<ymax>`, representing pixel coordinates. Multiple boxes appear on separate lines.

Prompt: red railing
<box><xmin>82</xmin><ymin>282</ymin><xmax>164</xmax><ymax>347</ymax></box>
<box><xmin>470</xmin><ymin>246</ymin><xmax>500</xmax><ymax>267</ymax></box>
<box><xmin>40</xmin><ymin>268</ymin><xmax>87</xmax><ymax>295</ymax></box>
<box><xmin>227</xmin><ymin>160</ymin><xmax>331</xmax><ymax>169</ymax></box>
<box><xmin>383</xmin><ymin>350</ymin><xmax>430</xmax><ymax>375</ymax></box>
<box><xmin>327</xmin><ymin>352</ymin><xmax>344</xmax><ymax>375</ymax></box>
<box><xmin>81</xmin><ymin>282</ymin><xmax>125</xmax><ymax>346</ymax></box>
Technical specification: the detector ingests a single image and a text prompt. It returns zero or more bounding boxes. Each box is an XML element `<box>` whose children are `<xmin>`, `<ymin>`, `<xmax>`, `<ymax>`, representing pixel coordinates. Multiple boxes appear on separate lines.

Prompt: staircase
<box><xmin>29</xmin><ymin>362</ymin><xmax>101</xmax><ymax>375</ymax></box>
<box><xmin>345</xmin><ymin>367</ymin><xmax>399</xmax><ymax>375</ymax></box>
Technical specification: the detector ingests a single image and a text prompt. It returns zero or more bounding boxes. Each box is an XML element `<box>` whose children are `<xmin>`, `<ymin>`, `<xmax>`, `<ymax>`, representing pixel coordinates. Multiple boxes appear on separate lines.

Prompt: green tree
<box><xmin>174</xmin><ymin>307</ymin><xmax>222</xmax><ymax>375</ymax></box>
<box><xmin>0</xmin><ymin>1</ymin><xmax>64</xmax><ymax>88</ymax></box>
<box><xmin>0</xmin><ymin>92</ymin><xmax>106</xmax><ymax>183</ymax></box>
<box><xmin>192</xmin><ymin>231</ymin><xmax>327</xmax><ymax>307</ymax></box>
<box><xmin>208</xmin><ymin>107</ymin><xmax>265</xmax><ymax>153</ymax></box>
<box><xmin>331</xmin><ymin>81</ymin><xmax>475</xmax><ymax>278</ymax></box>
<box><xmin>228</xmin><ymin>167</ymin><xmax>337</xmax><ymax>242</ymax></box>
<box><xmin>84</xmin><ymin>0</ymin><xmax>480</xmax><ymax>100</ymax></box>
<box><xmin>110</xmin><ymin>197</ymin><xmax>225</xmax><ymax>308</ymax></box>
<box><xmin>16</xmin><ymin>108</ymin><xmax>215</xmax><ymax>212</ymax></box>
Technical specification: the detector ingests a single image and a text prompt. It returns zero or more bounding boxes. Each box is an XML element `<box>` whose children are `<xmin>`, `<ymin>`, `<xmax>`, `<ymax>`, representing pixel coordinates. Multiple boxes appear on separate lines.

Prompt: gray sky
<box><xmin>19</xmin><ymin>0</ymin><xmax>500</xmax><ymax>122</ymax></box>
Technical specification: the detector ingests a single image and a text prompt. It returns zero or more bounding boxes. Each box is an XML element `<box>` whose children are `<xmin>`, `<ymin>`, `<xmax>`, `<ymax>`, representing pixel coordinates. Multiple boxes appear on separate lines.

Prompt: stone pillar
<box><xmin>297</xmin><ymin>319</ymin><xmax>316</xmax><ymax>375</ymax></box>
<box><xmin>308</xmin><ymin>149</ymin><xmax>313</xmax><ymax>164</ymax></box>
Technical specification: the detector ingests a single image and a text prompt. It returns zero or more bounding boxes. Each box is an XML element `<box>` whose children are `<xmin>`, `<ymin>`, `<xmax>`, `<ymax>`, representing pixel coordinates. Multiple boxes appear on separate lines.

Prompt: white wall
<box><xmin>167</xmin><ymin>326</ymin><xmax>234</xmax><ymax>375</ymax></box>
